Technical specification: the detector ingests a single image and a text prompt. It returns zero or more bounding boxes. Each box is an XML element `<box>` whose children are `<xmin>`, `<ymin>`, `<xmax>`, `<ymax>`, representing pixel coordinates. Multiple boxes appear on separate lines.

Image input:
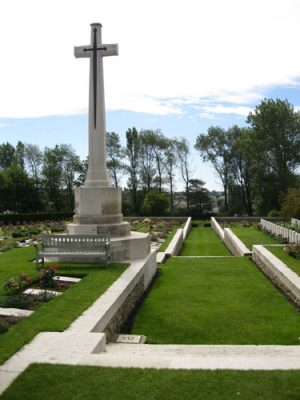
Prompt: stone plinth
<box><xmin>68</xmin><ymin>186</ymin><xmax>130</xmax><ymax>237</ymax></box>
<box><xmin>110</xmin><ymin>231</ymin><xmax>150</xmax><ymax>261</ymax></box>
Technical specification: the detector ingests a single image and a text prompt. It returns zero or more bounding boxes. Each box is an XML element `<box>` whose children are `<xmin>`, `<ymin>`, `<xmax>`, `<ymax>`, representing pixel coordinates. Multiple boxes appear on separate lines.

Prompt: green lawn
<box><xmin>2</xmin><ymin>364</ymin><xmax>300</xmax><ymax>400</ymax></box>
<box><xmin>0</xmin><ymin>246</ymin><xmax>127</xmax><ymax>364</ymax></box>
<box><xmin>131</xmin><ymin>257</ymin><xmax>300</xmax><ymax>344</ymax></box>
<box><xmin>159</xmin><ymin>226</ymin><xmax>178</xmax><ymax>252</ymax></box>
<box><xmin>266</xmin><ymin>246</ymin><xmax>300</xmax><ymax>276</ymax></box>
<box><xmin>180</xmin><ymin>227</ymin><xmax>231</xmax><ymax>256</ymax></box>
<box><xmin>231</xmin><ymin>227</ymin><xmax>279</xmax><ymax>249</ymax></box>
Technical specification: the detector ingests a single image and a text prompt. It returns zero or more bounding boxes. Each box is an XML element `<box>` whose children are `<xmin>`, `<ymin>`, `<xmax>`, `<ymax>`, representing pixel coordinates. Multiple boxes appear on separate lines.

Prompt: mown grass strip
<box><xmin>2</xmin><ymin>364</ymin><xmax>300</xmax><ymax>400</ymax></box>
<box><xmin>131</xmin><ymin>257</ymin><xmax>300</xmax><ymax>344</ymax></box>
<box><xmin>0</xmin><ymin>247</ymin><xmax>127</xmax><ymax>364</ymax></box>
<box><xmin>158</xmin><ymin>227</ymin><xmax>178</xmax><ymax>252</ymax></box>
<box><xmin>231</xmin><ymin>227</ymin><xmax>279</xmax><ymax>249</ymax></box>
<box><xmin>180</xmin><ymin>227</ymin><xmax>230</xmax><ymax>256</ymax></box>
<box><xmin>266</xmin><ymin>246</ymin><xmax>300</xmax><ymax>276</ymax></box>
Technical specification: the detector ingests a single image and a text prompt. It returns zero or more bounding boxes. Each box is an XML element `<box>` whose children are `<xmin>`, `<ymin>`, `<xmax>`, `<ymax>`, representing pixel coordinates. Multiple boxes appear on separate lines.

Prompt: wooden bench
<box><xmin>34</xmin><ymin>234</ymin><xmax>111</xmax><ymax>268</ymax></box>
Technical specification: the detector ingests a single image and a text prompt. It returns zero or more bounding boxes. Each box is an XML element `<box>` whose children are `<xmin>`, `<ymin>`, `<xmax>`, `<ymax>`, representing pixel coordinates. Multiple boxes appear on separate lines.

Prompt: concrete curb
<box><xmin>224</xmin><ymin>228</ymin><xmax>252</xmax><ymax>256</ymax></box>
<box><xmin>211</xmin><ymin>217</ymin><xmax>224</xmax><ymax>240</ymax></box>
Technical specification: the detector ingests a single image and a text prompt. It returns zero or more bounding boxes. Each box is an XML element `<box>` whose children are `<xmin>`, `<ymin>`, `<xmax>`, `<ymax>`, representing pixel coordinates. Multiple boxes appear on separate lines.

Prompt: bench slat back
<box><xmin>42</xmin><ymin>235</ymin><xmax>110</xmax><ymax>252</ymax></box>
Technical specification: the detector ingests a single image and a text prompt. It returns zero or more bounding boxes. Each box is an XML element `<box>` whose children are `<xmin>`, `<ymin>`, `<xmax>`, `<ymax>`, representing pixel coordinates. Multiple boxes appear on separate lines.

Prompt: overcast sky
<box><xmin>1</xmin><ymin>0</ymin><xmax>300</xmax><ymax>190</ymax></box>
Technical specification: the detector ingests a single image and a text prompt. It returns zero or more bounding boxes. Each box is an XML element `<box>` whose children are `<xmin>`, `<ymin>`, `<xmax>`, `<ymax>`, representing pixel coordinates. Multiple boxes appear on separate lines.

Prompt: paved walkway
<box><xmin>1</xmin><ymin>337</ymin><xmax>300</xmax><ymax>395</ymax></box>
<box><xmin>81</xmin><ymin>343</ymin><xmax>300</xmax><ymax>370</ymax></box>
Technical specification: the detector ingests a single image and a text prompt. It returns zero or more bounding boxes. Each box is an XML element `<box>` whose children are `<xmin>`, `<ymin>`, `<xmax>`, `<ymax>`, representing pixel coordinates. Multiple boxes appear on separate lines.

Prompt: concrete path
<box><xmin>80</xmin><ymin>343</ymin><xmax>300</xmax><ymax>370</ymax></box>
<box><xmin>1</xmin><ymin>339</ymin><xmax>300</xmax><ymax>396</ymax></box>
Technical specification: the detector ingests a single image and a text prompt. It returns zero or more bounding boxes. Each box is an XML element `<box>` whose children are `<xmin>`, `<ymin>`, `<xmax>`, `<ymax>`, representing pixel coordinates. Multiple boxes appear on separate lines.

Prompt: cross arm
<box><xmin>102</xmin><ymin>44</ymin><xmax>118</xmax><ymax>57</ymax></box>
<box><xmin>74</xmin><ymin>44</ymin><xmax>118</xmax><ymax>58</ymax></box>
<box><xmin>74</xmin><ymin>46</ymin><xmax>90</xmax><ymax>58</ymax></box>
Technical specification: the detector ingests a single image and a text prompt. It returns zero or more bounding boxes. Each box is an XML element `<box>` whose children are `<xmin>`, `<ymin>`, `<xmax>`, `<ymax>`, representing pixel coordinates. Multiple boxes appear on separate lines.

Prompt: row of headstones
<box><xmin>291</xmin><ymin>218</ymin><xmax>300</xmax><ymax>228</ymax></box>
<box><xmin>260</xmin><ymin>219</ymin><xmax>300</xmax><ymax>244</ymax></box>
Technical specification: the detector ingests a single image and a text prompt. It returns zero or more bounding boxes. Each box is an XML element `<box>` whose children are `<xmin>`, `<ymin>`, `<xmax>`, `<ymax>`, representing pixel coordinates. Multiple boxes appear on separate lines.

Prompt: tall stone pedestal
<box><xmin>67</xmin><ymin>186</ymin><xmax>130</xmax><ymax>237</ymax></box>
<box><xmin>67</xmin><ymin>186</ymin><xmax>150</xmax><ymax>262</ymax></box>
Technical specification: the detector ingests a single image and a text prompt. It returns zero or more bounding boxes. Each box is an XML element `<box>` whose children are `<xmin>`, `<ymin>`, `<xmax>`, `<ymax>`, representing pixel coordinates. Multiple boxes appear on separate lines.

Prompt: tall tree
<box><xmin>24</xmin><ymin>143</ymin><xmax>43</xmax><ymax>185</ymax></box>
<box><xmin>15</xmin><ymin>141</ymin><xmax>25</xmax><ymax>171</ymax></box>
<box><xmin>247</xmin><ymin>98</ymin><xmax>300</xmax><ymax>211</ymax></box>
<box><xmin>125</xmin><ymin>128</ymin><xmax>140</xmax><ymax>214</ymax></box>
<box><xmin>164</xmin><ymin>139</ymin><xmax>178</xmax><ymax>214</ymax></box>
<box><xmin>151</xmin><ymin>130</ymin><xmax>168</xmax><ymax>193</ymax></box>
<box><xmin>106</xmin><ymin>131</ymin><xmax>125</xmax><ymax>187</ymax></box>
<box><xmin>0</xmin><ymin>143</ymin><xmax>15</xmax><ymax>169</ymax></box>
<box><xmin>188</xmin><ymin>179</ymin><xmax>212</xmax><ymax>216</ymax></box>
<box><xmin>176</xmin><ymin>138</ymin><xmax>193</xmax><ymax>209</ymax></box>
<box><xmin>138</xmin><ymin>130</ymin><xmax>156</xmax><ymax>191</ymax></box>
<box><xmin>228</xmin><ymin>126</ymin><xmax>254</xmax><ymax>215</ymax></box>
<box><xmin>42</xmin><ymin>145</ymin><xmax>80</xmax><ymax>211</ymax></box>
<box><xmin>195</xmin><ymin>127</ymin><xmax>232</xmax><ymax>211</ymax></box>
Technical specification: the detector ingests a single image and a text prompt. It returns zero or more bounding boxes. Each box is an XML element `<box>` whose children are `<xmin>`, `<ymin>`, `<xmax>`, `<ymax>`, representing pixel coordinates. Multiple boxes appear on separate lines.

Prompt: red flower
<box><xmin>50</xmin><ymin>264</ymin><xmax>59</xmax><ymax>270</ymax></box>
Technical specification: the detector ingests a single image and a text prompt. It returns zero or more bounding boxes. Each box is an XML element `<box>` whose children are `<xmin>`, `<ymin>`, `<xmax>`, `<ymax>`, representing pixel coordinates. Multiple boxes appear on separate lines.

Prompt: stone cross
<box><xmin>74</xmin><ymin>23</ymin><xmax>118</xmax><ymax>187</ymax></box>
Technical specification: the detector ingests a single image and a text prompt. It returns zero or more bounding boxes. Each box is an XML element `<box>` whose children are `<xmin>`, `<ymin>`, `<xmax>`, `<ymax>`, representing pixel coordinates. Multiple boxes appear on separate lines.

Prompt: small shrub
<box><xmin>267</xmin><ymin>209</ymin><xmax>281</xmax><ymax>217</ymax></box>
<box><xmin>39</xmin><ymin>265</ymin><xmax>58</xmax><ymax>289</ymax></box>
<box><xmin>285</xmin><ymin>244</ymin><xmax>300</xmax><ymax>259</ymax></box>
<box><xmin>0</xmin><ymin>294</ymin><xmax>36</xmax><ymax>310</ymax></box>
<box><xmin>3</xmin><ymin>273</ymin><xmax>33</xmax><ymax>295</ymax></box>
<box><xmin>12</xmin><ymin>230</ymin><xmax>28</xmax><ymax>238</ymax></box>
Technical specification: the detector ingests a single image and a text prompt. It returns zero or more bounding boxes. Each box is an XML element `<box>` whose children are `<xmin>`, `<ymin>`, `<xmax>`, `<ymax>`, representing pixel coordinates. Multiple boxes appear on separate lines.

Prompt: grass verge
<box><xmin>180</xmin><ymin>227</ymin><xmax>231</xmax><ymax>256</ymax></box>
<box><xmin>131</xmin><ymin>257</ymin><xmax>300</xmax><ymax>344</ymax></box>
<box><xmin>266</xmin><ymin>246</ymin><xmax>300</xmax><ymax>276</ymax></box>
<box><xmin>2</xmin><ymin>364</ymin><xmax>300</xmax><ymax>400</ymax></box>
<box><xmin>0</xmin><ymin>246</ymin><xmax>127</xmax><ymax>364</ymax></box>
<box><xmin>158</xmin><ymin>227</ymin><xmax>178</xmax><ymax>252</ymax></box>
<box><xmin>231</xmin><ymin>227</ymin><xmax>279</xmax><ymax>249</ymax></box>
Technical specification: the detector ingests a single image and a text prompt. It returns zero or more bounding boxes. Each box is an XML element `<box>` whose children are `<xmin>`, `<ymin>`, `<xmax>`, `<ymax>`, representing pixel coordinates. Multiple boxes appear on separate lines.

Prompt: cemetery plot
<box><xmin>180</xmin><ymin>227</ymin><xmax>231</xmax><ymax>256</ymax></box>
<box><xmin>4</xmin><ymin>363</ymin><xmax>300</xmax><ymax>400</ymax></box>
<box><xmin>130</xmin><ymin>257</ymin><xmax>300</xmax><ymax>344</ymax></box>
<box><xmin>230</xmin><ymin>226</ymin><xmax>280</xmax><ymax>249</ymax></box>
<box><xmin>266</xmin><ymin>246</ymin><xmax>300</xmax><ymax>276</ymax></box>
<box><xmin>0</xmin><ymin>246</ymin><xmax>127</xmax><ymax>364</ymax></box>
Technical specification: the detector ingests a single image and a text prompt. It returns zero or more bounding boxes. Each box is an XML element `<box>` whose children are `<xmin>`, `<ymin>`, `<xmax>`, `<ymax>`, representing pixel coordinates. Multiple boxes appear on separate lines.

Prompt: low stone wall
<box><xmin>211</xmin><ymin>217</ymin><xmax>224</xmax><ymax>240</ymax></box>
<box><xmin>252</xmin><ymin>245</ymin><xmax>300</xmax><ymax>308</ymax></box>
<box><xmin>182</xmin><ymin>217</ymin><xmax>192</xmax><ymax>240</ymax></box>
<box><xmin>165</xmin><ymin>229</ymin><xmax>184</xmax><ymax>257</ymax></box>
<box><xmin>68</xmin><ymin>251</ymin><xmax>157</xmax><ymax>346</ymax></box>
<box><xmin>224</xmin><ymin>228</ymin><xmax>252</xmax><ymax>256</ymax></box>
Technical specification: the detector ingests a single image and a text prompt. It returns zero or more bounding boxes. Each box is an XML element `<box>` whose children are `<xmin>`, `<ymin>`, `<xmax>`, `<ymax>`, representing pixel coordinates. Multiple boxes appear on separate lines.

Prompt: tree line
<box><xmin>196</xmin><ymin>98</ymin><xmax>300</xmax><ymax>215</ymax></box>
<box><xmin>0</xmin><ymin>132</ymin><xmax>211</xmax><ymax>217</ymax></box>
<box><xmin>0</xmin><ymin>98</ymin><xmax>299</xmax><ymax>217</ymax></box>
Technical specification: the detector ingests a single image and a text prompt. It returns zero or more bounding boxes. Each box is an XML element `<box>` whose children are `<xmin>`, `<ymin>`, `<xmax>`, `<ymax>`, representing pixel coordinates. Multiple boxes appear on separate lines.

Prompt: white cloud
<box><xmin>200</xmin><ymin>105</ymin><xmax>253</xmax><ymax>118</ymax></box>
<box><xmin>0</xmin><ymin>0</ymin><xmax>300</xmax><ymax>118</ymax></box>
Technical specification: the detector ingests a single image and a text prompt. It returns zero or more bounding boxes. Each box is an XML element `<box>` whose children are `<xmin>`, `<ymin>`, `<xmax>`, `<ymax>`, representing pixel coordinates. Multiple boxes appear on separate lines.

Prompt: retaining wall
<box><xmin>253</xmin><ymin>245</ymin><xmax>300</xmax><ymax>308</ymax></box>
<box><xmin>165</xmin><ymin>229</ymin><xmax>184</xmax><ymax>257</ymax></box>
<box><xmin>223</xmin><ymin>228</ymin><xmax>252</xmax><ymax>256</ymax></box>
<box><xmin>211</xmin><ymin>217</ymin><xmax>224</xmax><ymax>240</ymax></box>
<box><xmin>68</xmin><ymin>251</ymin><xmax>157</xmax><ymax>343</ymax></box>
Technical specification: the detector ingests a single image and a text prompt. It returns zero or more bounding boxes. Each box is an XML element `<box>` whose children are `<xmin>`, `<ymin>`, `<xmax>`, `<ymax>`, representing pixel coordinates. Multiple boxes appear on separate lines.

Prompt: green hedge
<box><xmin>0</xmin><ymin>212</ymin><xmax>74</xmax><ymax>224</ymax></box>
